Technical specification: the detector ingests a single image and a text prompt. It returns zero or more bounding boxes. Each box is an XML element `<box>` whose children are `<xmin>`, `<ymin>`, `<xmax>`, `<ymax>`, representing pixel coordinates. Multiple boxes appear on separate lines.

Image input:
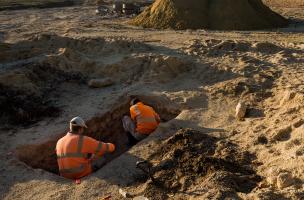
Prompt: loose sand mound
<box><xmin>131</xmin><ymin>0</ymin><xmax>288</xmax><ymax>30</ymax></box>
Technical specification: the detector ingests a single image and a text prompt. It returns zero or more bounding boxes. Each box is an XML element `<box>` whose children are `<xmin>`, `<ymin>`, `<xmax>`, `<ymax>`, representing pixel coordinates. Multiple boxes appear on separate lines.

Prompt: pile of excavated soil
<box><xmin>131</xmin><ymin>129</ymin><xmax>261</xmax><ymax>199</ymax></box>
<box><xmin>131</xmin><ymin>0</ymin><xmax>288</xmax><ymax>30</ymax></box>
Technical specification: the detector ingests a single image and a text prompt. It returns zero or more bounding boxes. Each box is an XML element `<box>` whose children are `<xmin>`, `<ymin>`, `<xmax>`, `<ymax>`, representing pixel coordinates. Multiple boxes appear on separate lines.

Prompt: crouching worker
<box><xmin>122</xmin><ymin>98</ymin><xmax>160</xmax><ymax>145</ymax></box>
<box><xmin>56</xmin><ymin>117</ymin><xmax>115</xmax><ymax>179</ymax></box>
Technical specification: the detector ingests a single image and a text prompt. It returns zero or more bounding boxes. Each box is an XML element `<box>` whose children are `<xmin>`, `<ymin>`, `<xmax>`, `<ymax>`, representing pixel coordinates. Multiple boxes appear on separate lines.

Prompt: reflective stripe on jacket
<box><xmin>130</xmin><ymin>102</ymin><xmax>160</xmax><ymax>134</ymax></box>
<box><xmin>56</xmin><ymin>133</ymin><xmax>115</xmax><ymax>179</ymax></box>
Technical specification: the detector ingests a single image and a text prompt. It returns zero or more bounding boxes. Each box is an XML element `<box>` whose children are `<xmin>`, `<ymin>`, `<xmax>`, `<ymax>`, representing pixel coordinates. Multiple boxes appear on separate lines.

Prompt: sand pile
<box><xmin>131</xmin><ymin>0</ymin><xmax>288</xmax><ymax>30</ymax></box>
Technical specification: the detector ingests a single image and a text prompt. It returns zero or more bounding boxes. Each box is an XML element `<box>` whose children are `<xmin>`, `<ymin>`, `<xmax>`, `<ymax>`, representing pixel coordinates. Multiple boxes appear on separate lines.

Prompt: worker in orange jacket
<box><xmin>56</xmin><ymin>116</ymin><xmax>115</xmax><ymax>179</ymax></box>
<box><xmin>122</xmin><ymin>98</ymin><xmax>160</xmax><ymax>145</ymax></box>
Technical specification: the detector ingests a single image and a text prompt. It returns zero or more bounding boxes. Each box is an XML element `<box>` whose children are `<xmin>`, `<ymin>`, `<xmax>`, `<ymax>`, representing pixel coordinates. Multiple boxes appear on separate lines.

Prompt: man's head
<box><xmin>69</xmin><ymin>116</ymin><xmax>87</xmax><ymax>134</ymax></box>
<box><xmin>130</xmin><ymin>98</ymin><xmax>141</xmax><ymax>106</ymax></box>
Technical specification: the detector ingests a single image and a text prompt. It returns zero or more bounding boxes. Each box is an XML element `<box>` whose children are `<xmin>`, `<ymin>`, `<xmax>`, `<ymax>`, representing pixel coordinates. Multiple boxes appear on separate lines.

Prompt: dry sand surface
<box><xmin>263</xmin><ymin>0</ymin><xmax>304</xmax><ymax>8</ymax></box>
<box><xmin>0</xmin><ymin>1</ymin><xmax>304</xmax><ymax>200</ymax></box>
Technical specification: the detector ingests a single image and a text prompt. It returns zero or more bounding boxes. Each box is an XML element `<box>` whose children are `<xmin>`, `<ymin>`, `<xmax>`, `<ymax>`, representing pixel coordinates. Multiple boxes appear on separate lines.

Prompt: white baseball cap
<box><xmin>70</xmin><ymin>116</ymin><xmax>88</xmax><ymax>128</ymax></box>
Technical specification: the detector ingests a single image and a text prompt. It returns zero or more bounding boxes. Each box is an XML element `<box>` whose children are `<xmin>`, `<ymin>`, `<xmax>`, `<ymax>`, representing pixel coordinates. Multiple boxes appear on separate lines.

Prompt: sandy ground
<box><xmin>0</xmin><ymin>1</ymin><xmax>304</xmax><ymax>200</ymax></box>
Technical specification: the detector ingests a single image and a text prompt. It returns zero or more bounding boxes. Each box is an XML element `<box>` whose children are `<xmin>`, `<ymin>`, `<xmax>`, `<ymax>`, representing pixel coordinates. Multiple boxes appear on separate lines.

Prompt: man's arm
<box><xmin>130</xmin><ymin>107</ymin><xmax>137</xmax><ymax>121</ymax></box>
<box><xmin>82</xmin><ymin>136</ymin><xmax>115</xmax><ymax>157</ymax></box>
<box><xmin>154</xmin><ymin>111</ymin><xmax>161</xmax><ymax>123</ymax></box>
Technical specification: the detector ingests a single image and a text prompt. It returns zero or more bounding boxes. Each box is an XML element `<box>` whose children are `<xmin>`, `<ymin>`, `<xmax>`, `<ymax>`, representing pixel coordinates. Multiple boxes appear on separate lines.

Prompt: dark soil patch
<box><xmin>0</xmin><ymin>84</ymin><xmax>60</xmax><ymax>126</ymax></box>
<box><xmin>255</xmin><ymin>135</ymin><xmax>268</xmax><ymax>145</ymax></box>
<box><xmin>0</xmin><ymin>0</ymin><xmax>75</xmax><ymax>12</ymax></box>
<box><xmin>0</xmin><ymin>63</ymin><xmax>85</xmax><ymax>127</ymax></box>
<box><xmin>246</xmin><ymin>108</ymin><xmax>265</xmax><ymax>118</ymax></box>
<box><xmin>137</xmin><ymin>129</ymin><xmax>262</xmax><ymax>199</ymax></box>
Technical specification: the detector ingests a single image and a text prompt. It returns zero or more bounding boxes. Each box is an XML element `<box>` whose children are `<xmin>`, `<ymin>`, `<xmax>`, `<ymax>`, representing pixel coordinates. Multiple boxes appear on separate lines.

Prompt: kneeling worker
<box><xmin>56</xmin><ymin>117</ymin><xmax>115</xmax><ymax>179</ymax></box>
<box><xmin>122</xmin><ymin>98</ymin><xmax>160</xmax><ymax>145</ymax></box>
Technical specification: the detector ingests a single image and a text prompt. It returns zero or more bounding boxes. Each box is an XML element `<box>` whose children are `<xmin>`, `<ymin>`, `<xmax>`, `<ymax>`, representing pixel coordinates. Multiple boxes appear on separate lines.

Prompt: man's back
<box><xmin>130</xmin><ymin>102</ymin><xmax>160</xmax><ymax>134</ymax></box>
<box><xmin>56</xmin><ymin>133</ymin><xmax>115</xmax><ymax>179</ymax></box>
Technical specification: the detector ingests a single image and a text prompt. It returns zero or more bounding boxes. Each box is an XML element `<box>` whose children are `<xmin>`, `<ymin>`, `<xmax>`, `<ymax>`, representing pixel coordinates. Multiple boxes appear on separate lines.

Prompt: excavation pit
<box><xmin>15</xmin><ymin>95</ymin><xmax>181</xmax><ymax>176</ymax></box>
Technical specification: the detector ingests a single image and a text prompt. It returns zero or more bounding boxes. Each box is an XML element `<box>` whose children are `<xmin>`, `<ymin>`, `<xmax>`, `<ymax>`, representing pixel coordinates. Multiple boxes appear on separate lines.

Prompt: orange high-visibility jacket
<box><xmin>56</xmin><ymin>133</ymin><xmax>115</xmax><ymax>179</ymax></box>
<box><xmin>130</xmin><ymin>102</ymin><xmax>160</xmax><ymax>134</ymax></box>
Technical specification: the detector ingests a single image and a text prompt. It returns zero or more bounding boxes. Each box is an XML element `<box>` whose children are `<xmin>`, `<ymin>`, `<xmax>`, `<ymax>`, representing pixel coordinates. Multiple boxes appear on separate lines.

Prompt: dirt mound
<box><xmin>133</xmin><ymin>129</ymin><xmax>261</xmax><ymax>199</ymax></box>
<box><xmin>131</xmin><ymin>0</ymin><xmax>288</xmax><ymax>30</ymax></box>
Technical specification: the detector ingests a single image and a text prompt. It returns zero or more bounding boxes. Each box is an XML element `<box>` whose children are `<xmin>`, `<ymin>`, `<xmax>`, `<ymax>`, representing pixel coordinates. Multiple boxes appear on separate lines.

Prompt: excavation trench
<box><xmin>16</xmin><ymin>96</ymin><xmax>181</xmax><ymax>175</ymax></box>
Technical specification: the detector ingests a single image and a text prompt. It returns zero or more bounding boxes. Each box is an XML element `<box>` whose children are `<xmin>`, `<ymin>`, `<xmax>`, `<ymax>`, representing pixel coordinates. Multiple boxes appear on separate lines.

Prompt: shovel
<box><xmin>136</xmin><ymin>160</ymin><xmax>156</xmax><ymax>183</ymax></box>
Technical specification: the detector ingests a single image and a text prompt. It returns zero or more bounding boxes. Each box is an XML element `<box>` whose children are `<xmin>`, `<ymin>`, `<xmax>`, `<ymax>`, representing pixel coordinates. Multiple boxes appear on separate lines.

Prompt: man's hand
<box><xmin>155</xmin><ymin>113</ymin><xmax>161</xmax><ymax>123</ymax></box>
<box><xmin>88</xmin><ymin>154</ymin><xmax>98</xmax><ymax>162</ymax></box>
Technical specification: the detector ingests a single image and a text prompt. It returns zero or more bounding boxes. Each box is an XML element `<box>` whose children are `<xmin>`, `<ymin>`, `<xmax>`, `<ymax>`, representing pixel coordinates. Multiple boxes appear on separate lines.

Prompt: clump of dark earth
<box><xmin>137</xmin><ymin>129</ymin><xmax>262</xmax><ymax>199</ymax></box>
<box><xmin>255</xmin><ymin>135</ymin><xmax>268</xmax><ymax>145</ymax></box>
